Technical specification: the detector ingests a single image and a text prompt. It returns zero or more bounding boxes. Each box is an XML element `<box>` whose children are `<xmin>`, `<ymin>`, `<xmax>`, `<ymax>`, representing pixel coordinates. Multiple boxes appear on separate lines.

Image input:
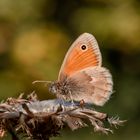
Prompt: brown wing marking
<box><xmin>66</xmin><ymin>67</ymin><xmax>113</xmax><ymax>106</ymax></box>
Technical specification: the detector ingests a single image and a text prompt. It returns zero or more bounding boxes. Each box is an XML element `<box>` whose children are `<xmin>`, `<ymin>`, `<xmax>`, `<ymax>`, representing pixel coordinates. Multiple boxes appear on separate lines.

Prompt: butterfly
<box><xmin>33</xmin><ymin>33</ymin><xmax>113</xmax><ymax>106</ymax></box>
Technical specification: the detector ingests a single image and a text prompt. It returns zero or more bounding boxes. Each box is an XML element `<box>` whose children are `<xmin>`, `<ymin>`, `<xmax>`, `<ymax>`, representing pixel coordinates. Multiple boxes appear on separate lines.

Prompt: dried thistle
<box><xmin>0</xmin><ymin>93</ymin><xmax>126</xmax><ymax>140</ymax></box>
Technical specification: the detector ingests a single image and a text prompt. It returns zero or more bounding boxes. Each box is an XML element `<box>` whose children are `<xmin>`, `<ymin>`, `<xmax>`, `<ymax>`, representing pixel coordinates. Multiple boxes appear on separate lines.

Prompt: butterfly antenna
<box><xmin>32</xmin><ymin>80</ymin><xmax>52</xmax><ymax>86</ymax></box>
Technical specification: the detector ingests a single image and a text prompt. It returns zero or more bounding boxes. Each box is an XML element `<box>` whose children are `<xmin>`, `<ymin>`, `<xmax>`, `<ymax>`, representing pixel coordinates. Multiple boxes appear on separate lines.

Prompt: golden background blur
<box><xmin>0</xmin><ymin>0</ymin><xmax>140</xmax><ymax>139</ymax></box>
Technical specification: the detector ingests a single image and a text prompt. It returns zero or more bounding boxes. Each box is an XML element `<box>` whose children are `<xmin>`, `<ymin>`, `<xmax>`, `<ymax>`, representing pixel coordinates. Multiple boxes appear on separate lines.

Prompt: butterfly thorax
<box><xmin>49</xmin><ymin>80</ymin><xmax>70</xmax><ymax>96</ymax></box>
<box><xmin>48</xmin><ymin>76</ymin><xmax>80</xmax><ymax>100</ymax></box>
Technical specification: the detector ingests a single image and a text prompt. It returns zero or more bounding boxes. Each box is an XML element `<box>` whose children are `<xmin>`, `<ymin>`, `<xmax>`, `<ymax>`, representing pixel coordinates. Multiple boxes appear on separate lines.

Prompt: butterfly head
<box><xmin>48</xmin><ymin>81</ymin><xmax>60</xmax><ymax>94</ymax></box>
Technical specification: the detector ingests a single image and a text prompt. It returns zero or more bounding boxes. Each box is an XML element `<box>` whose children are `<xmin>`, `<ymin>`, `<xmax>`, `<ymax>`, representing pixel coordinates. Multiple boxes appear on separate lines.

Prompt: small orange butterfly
<box><xmin>33</xmin><ymin>33</ymin><xmax>113</xmax><ymax>106</ymax></box>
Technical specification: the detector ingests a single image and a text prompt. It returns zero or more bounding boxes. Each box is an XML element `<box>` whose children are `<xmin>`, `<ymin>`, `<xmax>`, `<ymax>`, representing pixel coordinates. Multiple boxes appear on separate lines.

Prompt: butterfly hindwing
<box><xmin>57</xmin><ymin>66</ymin><xmax>113</xmax><ymax>106</ymax></box>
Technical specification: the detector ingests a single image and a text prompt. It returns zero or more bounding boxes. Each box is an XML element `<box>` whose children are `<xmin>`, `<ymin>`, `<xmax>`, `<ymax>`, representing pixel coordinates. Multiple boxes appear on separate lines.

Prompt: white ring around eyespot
<box><xmin>80</xmin><ymin>44</ymin><xmax>88</xmax><ymax>52</ymax></box>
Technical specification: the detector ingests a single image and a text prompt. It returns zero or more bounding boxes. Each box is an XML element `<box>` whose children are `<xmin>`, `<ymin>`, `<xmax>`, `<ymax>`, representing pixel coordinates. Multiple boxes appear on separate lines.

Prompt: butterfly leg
<box><xmin>69</xmin><ymin>91</ymin><xmax>75</xmax><ymax>106</ymax></box>
<box><xmin>79</xmin><ymin>99</ymin><xmax>85</xmax><ymax>108</ymax></box>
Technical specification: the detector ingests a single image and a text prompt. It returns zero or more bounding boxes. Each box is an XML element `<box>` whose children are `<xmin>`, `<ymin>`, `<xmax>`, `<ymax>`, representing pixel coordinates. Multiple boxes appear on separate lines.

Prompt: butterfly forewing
<box><xmin>58</xmin><ymin>33</ymin><xmax>102</xmax><ymax>80</ymax></box>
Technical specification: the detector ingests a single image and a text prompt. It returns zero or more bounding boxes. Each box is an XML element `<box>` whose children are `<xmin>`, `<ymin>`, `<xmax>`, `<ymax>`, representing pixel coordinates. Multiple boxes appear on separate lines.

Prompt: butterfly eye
<box><xmin>81</xmin><ymin>45</ymin><xmax>87</xmax><ymax>50</ymax></box>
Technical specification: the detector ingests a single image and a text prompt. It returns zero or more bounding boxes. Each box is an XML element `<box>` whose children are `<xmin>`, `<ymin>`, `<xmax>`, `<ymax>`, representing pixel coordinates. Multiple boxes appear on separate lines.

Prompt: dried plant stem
<box><xmin>0</xmin><ymin>93</ymin><xmax>126</xmax><ymax>140</ymax></box>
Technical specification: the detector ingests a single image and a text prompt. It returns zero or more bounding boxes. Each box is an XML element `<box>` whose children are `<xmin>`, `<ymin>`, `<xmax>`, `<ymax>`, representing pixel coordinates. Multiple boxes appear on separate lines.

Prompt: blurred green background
<box><xmin>0</xmin><ymin>0</ymin><xmax>140</xmax><ymax>140</ymax></box>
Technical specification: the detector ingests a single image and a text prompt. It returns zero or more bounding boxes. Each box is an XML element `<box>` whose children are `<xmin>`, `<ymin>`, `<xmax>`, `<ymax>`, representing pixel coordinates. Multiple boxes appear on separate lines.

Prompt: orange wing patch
<box><xmin>58</xmin><ymin>33</ymin><xmax>102</xmax><ymax>80</ymax></box>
